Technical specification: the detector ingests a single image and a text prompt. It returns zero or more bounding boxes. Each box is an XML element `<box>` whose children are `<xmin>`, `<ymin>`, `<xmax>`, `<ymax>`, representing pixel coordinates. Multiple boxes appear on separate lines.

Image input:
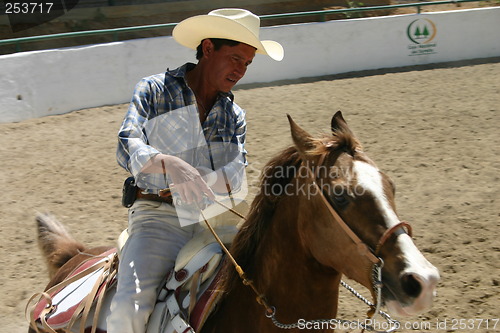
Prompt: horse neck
<box><xmin>207</xmin><ymin>193</ymin><xmax>342</xmax><ymax>332</ymax></box>
<box><xmin>255</xmin><ymin>193</ymin><xmax>342</xmax><ymax>317</ymax></box>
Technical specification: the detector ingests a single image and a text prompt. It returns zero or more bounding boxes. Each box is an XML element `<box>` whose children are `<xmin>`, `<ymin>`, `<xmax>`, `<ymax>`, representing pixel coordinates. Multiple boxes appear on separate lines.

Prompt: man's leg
<box><xmin>107</xmin><ymin>200</ymin><xmax>196</xmax><ymax>333</ymax></box>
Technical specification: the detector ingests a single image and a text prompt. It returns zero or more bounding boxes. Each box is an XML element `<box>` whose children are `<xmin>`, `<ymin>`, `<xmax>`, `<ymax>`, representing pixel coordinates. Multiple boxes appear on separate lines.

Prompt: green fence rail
<box><xmin>0</xmin><ymin>0</ymin><xmax>493</xmax><ymax>52</ymax></box>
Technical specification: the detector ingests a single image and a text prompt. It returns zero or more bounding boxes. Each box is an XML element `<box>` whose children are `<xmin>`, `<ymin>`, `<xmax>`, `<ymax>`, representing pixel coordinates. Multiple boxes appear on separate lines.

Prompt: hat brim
<box><xmin>173</xmin><ymin>15</ymin><xmax>284</xmax><ymax>61</ymax></box>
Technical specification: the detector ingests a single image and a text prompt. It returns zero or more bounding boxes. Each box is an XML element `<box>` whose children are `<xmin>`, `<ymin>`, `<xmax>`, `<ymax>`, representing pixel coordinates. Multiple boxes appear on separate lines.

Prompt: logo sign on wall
<box><xmin>407</xmin><ymin>18</ymin><xmax>438</xmax><ymax>56</ymax></box>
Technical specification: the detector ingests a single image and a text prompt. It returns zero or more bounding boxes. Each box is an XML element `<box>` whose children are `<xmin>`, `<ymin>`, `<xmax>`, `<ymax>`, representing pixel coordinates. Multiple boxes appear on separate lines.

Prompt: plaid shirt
<box><xmin>117</xmin><ymin>63</ymin><xmax>247</xmax><ymax>193</ymax></box>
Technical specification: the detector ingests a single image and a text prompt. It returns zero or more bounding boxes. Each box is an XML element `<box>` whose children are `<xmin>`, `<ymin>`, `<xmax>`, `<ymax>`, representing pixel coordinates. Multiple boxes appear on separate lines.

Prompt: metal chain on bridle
<box><xmin>198</xmin><ymin>151</ymin><xmax>411</xmax><ymax>333</ymax></box>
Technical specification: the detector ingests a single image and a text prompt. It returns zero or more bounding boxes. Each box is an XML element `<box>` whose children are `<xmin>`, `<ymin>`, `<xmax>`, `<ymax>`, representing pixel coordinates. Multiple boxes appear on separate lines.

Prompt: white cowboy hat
<box><xmin>173</xmin><ymin>8</ymin><xmax>284</xmax><ymax>61</ymax></box>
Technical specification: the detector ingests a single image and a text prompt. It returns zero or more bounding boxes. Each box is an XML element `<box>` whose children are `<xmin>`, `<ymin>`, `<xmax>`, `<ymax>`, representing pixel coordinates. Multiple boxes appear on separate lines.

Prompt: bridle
<box><xmin>199</xmin><ymin>150</ymin><xmax>413</xmax><ymax>332</ymax></box>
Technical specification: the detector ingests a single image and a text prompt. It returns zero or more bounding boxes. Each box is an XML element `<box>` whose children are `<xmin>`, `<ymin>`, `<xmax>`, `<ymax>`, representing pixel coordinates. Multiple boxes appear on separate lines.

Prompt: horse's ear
<box><xmin>287</xmin><ymin>114</ymin><xmax>314</xmax><ymax>156</ymax></box>
<box><xmin>331</xmin><ymin>111</ymin><xmax>353</xmax><ymax>135</ymax></box>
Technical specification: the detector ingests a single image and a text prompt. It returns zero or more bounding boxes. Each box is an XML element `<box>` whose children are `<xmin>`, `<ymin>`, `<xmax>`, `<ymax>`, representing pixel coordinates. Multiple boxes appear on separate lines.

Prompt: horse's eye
<box><xmin>332</xmin><ymin>194</ymin><xmax>349</xmax><ymax>208</ymax></box>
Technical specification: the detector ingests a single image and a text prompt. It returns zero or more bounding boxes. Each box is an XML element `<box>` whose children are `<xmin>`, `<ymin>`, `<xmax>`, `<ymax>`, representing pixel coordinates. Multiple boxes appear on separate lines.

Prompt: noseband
<box><xmin>375</xmin><ymin>221</ymin><xmax>412</xmax><ymax>256</ymax></box>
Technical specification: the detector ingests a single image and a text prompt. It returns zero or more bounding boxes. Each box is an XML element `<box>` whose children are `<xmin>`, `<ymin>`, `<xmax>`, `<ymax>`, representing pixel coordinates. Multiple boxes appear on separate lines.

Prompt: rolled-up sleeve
<box><xmin>117</xmin><ymin>78</ymin><xmax>161</xmax><ymax>180</ymax></box>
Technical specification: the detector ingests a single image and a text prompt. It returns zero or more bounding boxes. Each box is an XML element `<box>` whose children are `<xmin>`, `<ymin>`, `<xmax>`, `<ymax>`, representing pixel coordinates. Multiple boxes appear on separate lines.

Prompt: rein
<box><xmin>199</xmin><ymin>152</ymin><xmax>412</xmax><ymax>333</ymax></box>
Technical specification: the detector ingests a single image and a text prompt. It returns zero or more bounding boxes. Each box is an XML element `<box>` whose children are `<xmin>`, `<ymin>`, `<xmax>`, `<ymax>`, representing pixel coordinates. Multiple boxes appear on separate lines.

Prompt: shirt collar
<box><xmin>166</xmin><ymin>63</ymin><xmax>234</xmax><ymax>102</ymax></box>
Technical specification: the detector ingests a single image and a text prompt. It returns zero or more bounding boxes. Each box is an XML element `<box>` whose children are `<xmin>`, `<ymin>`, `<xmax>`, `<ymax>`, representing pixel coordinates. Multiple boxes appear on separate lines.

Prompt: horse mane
<box><xmin>219</xmin><ymin>127</ymin><xmax>362</xmax><ymax>293</ymax></box>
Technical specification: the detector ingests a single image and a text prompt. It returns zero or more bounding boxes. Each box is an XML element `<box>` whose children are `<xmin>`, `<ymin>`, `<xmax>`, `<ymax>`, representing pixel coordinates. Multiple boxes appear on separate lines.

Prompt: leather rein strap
<box><xmin>313</xmin><ymin>185</ymin><xmax>381</xmax><ymax>264</ymax></box>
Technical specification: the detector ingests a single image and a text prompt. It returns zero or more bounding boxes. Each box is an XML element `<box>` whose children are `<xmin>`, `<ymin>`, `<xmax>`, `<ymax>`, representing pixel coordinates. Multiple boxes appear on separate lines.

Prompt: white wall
<box><xmin>0</xmin><ymin>7</ymin><xmax>499</xmax><ymax>123</ymax></box>
<box><xmin>246</xmin><ymin>7</ymin><xmax>500</xmax><ymax>82</ymax></box>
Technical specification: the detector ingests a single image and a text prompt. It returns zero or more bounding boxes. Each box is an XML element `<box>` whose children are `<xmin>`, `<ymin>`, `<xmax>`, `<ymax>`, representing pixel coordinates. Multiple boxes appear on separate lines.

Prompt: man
<box><xmin>108</xmin><ymin>8</ymin><xmax>283</xmax><ymax>333</ymax></box>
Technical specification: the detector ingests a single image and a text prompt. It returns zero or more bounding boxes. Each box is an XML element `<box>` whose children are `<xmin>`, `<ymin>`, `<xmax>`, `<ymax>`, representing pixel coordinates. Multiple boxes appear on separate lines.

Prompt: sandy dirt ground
<box><xmin>1</xmin><ymin>59</ymin><xmax>498</xmax><ymax>332</ymax></box>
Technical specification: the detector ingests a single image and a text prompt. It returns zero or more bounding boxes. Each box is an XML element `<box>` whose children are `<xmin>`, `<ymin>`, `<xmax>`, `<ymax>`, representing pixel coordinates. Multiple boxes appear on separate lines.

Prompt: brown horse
<box><xmin>30</xmin><ymin>112</ymin><xmax>439</xmax><ymax>333</ymax></box>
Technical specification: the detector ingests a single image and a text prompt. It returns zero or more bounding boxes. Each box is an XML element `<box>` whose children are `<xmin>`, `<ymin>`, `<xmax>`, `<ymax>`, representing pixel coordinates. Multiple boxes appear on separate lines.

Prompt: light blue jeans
<box><xmin>107</xmin><ymin>199</ymin><xmax>203</xmax><ymax>333</ymax></box>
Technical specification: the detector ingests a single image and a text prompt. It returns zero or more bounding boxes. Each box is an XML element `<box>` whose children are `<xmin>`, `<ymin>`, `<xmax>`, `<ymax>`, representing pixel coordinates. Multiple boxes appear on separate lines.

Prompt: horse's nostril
<box><xmin>401</xmin><ymin>273</ymin><xmax>422</xmax><ymax>298</ymax></box>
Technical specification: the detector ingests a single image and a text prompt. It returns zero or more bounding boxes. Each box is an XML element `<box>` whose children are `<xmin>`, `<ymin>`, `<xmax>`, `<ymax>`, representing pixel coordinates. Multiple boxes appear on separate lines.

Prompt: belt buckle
<box><xmin>159</xmin><ymin>188</ymin><xmax>171</xmax><ymax>198</ymax></box>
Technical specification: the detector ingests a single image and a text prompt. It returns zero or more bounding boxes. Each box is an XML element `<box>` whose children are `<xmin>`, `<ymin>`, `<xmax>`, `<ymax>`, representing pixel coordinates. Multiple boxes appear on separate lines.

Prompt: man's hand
<box><xmin>160</xmin><ymin>155</ymin><xmax>215</xmax><ymax>204</ymax></box>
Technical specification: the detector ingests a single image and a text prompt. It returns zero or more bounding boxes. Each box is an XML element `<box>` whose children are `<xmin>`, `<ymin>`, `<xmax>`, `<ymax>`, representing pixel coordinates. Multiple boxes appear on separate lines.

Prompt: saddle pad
<box><xmin>190</xmin><ymin>269</ymin><xmax>223</xmax><ymax>331</ymax></box>
<box><xmin>33</xmin><ymin>248</ymin><xmax>117</xmax><ymax>329</ymax></box>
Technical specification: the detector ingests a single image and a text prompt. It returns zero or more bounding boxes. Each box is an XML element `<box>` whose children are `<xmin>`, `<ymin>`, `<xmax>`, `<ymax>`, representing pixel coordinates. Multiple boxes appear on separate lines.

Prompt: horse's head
<box><xmin>288</xmin><ymin>111</ymin><xmax>440</xmax><ymax>317</ymax></box>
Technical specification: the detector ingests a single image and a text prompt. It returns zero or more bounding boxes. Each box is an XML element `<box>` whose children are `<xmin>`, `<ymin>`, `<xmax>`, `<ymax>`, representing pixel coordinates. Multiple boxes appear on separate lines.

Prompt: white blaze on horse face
<box><xmin>353</xmin><ymin>161</ymin><xmax>440</xmax><ymax>316</ymax></box>
<box><xmin>352</xmin><ymin>161</ymin><xmax>399</xmax><ymax>226</ymax></box>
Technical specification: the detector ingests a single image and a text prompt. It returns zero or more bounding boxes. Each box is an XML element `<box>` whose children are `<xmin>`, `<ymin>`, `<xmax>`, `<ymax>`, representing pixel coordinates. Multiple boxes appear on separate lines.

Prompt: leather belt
<box><xmin>136</xmin><ymin>189</ymin><xmax>173</xmax><ymax>204</ymax></box>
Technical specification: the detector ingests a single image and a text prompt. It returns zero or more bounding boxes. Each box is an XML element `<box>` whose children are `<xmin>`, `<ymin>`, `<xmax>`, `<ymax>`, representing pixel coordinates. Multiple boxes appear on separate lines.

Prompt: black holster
<box><xmin>121</xmin><ymin>176</ymin><xmax>137</xmax><ymax>208</ymax></box>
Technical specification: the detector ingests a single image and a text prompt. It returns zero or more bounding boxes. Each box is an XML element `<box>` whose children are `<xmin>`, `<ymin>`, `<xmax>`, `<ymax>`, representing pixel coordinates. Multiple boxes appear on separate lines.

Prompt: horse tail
<box><xmin>36</xmin><ymin>213</ymin><xmax>86</xmax><ymax>279</ymax></box>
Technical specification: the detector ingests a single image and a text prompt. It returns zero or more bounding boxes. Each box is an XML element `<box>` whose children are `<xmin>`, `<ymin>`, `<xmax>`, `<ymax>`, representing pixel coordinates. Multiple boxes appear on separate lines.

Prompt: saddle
<box><xmin>147</xmin><ymin>226</ymin><xmax>237</xmax><ymax>333</ymax></box>
<box><xmin>28</xmin><ymin>226</ymin><xmax>237</xmax><ymax>333</ymax></box>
